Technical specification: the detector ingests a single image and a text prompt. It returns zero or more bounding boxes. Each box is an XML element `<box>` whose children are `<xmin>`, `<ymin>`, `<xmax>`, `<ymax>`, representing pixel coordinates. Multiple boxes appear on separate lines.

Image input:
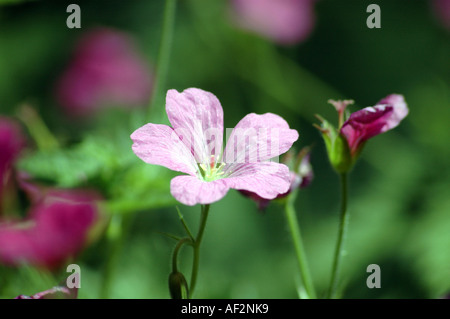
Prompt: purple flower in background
<box><xmin>431</xmin><ymin>0</ymin><xmax>450</xmax><ymax>30</ymax></box>
<box><xmin>0</xmin><ymin>188</ymin><xmax>100</xmax><ymax>270</ymax></box>
<box><xmin>240</xmin><ymin>147</ymin><xmax>313</xmax><ymax>210</ymax></box>
<box><xmin>0</xmin><ymin>117</ymin><xmax>25</xmax><ymax>209</ymax></box>
<box><xmin>56</xmin><ymin>27</ymin><xmax>153</xmax><ymax>118</ymax></box>
<box><xmin>131</xmin><ymin>88</ymin><xmax>299</xmax><ymax>206</ymax></box>
<box><xmin>339</xmin><ymin>94</ymin><xmax>409</xmax><ymax>156</ymax></box>
<box><xmin>230</xmin><ymin>0</ymin><xmax>317</xmax><ymax>45</ymax></box>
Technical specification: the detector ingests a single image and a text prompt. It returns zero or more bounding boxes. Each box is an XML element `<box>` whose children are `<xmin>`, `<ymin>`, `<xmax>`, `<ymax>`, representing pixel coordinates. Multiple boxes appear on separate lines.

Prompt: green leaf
<box><xmin>17</xmin><ymin>135</ymin><xmax>122</xmax><ymax>188</ymax></box>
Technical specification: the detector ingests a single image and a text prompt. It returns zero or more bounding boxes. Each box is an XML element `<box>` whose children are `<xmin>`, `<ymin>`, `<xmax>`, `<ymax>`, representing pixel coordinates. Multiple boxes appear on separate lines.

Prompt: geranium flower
<box><xmin>316</xmin><ymin>94</ymin><xmax>409</xmax><ymax>173</ymax></box>
<box><xmin>230</xmin><ymin>0</ymin><xmax>317</xmax><ymax>45</ymax></box>
<box><xmin>240</xmin><ymin>147</ymin><xmax>313</xmax><ymax>210</ymax></box>
<box><xmin>56</xmin><ymin>27</ymin><xmax>153</xmax><ymax>118</ymax></box>
<box><xmin>131</xmin><ymin>88</ymin><xmax>299</xmax><ymax>206</ymax></box>
<box><xmin>0</xmin><ymin>188</ymin><xmax>100</xmax><ymax>270</ymax></box>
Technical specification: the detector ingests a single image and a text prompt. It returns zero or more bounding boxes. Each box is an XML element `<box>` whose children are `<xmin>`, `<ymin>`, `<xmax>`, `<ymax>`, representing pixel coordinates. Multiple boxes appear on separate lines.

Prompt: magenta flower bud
<box><xmin>230</xmin><ymin>0</ymin><xmax>317</xmax><ymax>45</ymax></box>
<box><xmin>316</xmin><ymin>94</ymin><xmax>409</xmax><ymax>173</ymax></box>
<box><xmin>0</xmin><ymin>188</ymin><xmax>100</xmax><ymax>270</ymax></box>
<box><xmin>56</xmin><ymin>27</ymin><xmax>153</xmax><ymax>118</ymax></box>
<box><xmin>297</xmin><ymin>150</ymin><xmax>314</xmax><ymax>189</ymax></box>
<box><xmin>340</xmin><ymin>94</ymin><xmax>409</xmax><ymax>157</ymax></box>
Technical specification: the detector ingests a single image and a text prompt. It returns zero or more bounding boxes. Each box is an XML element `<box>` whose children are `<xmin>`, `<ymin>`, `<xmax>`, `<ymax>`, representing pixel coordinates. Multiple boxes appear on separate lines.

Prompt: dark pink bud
<box><xmin>340</xmin><ymin>94</ymin><xmax>408</xmax><ymax>156</ymax></box>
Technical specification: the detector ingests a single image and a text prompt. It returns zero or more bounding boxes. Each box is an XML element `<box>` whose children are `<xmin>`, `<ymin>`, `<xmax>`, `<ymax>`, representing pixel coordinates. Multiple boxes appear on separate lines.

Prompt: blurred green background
<box><xmin>0</xmin><ymin>0</ymin><xmax>449</xmax><ymax>299</ymax></box>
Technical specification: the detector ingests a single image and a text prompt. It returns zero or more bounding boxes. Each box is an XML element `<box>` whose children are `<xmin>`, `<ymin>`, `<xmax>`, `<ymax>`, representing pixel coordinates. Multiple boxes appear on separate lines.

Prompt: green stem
<box><xmin>18</xmin><ymin>104</ymin><xmax>59</xmax><ymax>151</ymax></box>
<box><xmin>172</xmin><ymin>237</ymin><xmax>193</xmax><ymax>272</ymax></box>
<box><xmin>148</xmin><ymin>0</ymin><xmax>177</xmax><ymax>121</ymax></box>
<box><xmin>100</xmin><ymin>213</ymin><xmax>134</xmax><ymax>299</ymax></box>
<box><xmin>284</xmin><ymin>193</ymin><xmax>316</xmax><ymax>299</ymax></box>
<box><xmin>327</xmin><ymin>173</ymin><xmax>349</xmax><ymax>299</ymax></box>
<box><xmin>189</xmin><ymin>204</ymin><xmax>210</xmax><ymax>298</ymax></box>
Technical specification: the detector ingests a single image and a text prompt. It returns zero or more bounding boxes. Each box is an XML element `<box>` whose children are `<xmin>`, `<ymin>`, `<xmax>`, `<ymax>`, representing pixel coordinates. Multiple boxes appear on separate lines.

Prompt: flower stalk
<box><xmin>284</xmin><ymin>192</ymin><xmax>316</xmax><ymax>299</ymax></box>
<box><xmin>148</xmin><ymin>0</ymin><xmax>177</xmax><ymax>121</ymax></box>
<box><xmin>327</xmin><ymin>173</ymin><xmax>349</xmax><ymax>299</ymax></box>
<box><xmin>189</xmin><ymin>204</ymin><xmax>210</xmax><ymax>298</ymax></box>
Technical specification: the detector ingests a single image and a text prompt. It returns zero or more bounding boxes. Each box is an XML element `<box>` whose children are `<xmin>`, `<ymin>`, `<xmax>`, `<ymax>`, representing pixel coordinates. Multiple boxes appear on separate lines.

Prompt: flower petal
<box><xmin>166</xmin><ymin>88</ymin><xmax>224</xmax><ymax>165</ymax></box>
<box><xmin>341</xmin><ymin>94</ymin><xmax>408</xmax><ymax>154</ymax></box>
<box><xmin>131</xmin><ymin>123</ymin><xmax>198</xmax><ymax>176</ymax></box>
<box><xmin>170</xmin><ymin>175</ymin><xmax>230</xmax><ymax>206</ymax></box>
<box><xmin>377</xmin><ymin>94</ymin><xmax>409</xmax><ymax>130</ymax></box>
<box><xmin>223</xmin><ymin>113</ymin><xmax>299</xmax><ymax>166</ymax></box>
<box><xmin>223</xmin><ymin>161</ymin><xmax>291</xmax><ymax>200</ymax></box>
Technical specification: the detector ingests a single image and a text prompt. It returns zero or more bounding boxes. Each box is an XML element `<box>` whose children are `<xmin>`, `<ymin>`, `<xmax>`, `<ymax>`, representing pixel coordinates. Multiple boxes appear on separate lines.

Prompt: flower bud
<box><xmin>168</xmin><ymin>271</ymin><xmax>189</xmax><ymax>299</ymax></box>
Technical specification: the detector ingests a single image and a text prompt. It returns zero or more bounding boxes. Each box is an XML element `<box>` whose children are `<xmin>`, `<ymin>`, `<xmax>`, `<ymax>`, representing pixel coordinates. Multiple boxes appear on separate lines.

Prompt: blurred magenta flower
<box><xmin>0</xmin><ymin>188</ymin><xmax>100</xmax><ymax>270</ymax></box>
<box><xmin>230</xmin><ymin>0</ymin><xmax>317</xmax><ymax>45</ymax></box>
<box><xmin>15</xmin><ymin>285</ymin><xmax>77</xmax><ymax>299</ymax></box>
<box><xmin>0</xmin><ymin>117</ymin><xmax>26</xmax><ymax>210</ymax></box>
<box><xmin>316</xmin><ymin>94</ymin><xmax>409</xmax><ymax>173</ymax></box>
<box><xmin>240</xmin><ymin>147</ymin><xmax>313</xmax><ymax>210</ymax></box>
<box><xmin>431</xmin><ymin>0</ymin><xmax>450</xmax><ymax>30</ymax></box>
<box><xmin>56</xmin><ymin>27</ymin><xmax>153</xmax><ymax>117</ymax></box>
<box><xmin>131</xmin><ymin>88</ymin><xmax>299</xmax><ymax>206</ymax></box>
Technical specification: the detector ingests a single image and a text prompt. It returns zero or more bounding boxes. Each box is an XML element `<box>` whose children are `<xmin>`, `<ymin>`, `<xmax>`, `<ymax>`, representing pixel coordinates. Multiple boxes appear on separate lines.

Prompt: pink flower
<box><xmin>230</xmin><ymin>0</ymin><xmax>317</xmax><ymax>45</ymax></box>
<box><xmin>56</xmin><ymin>28</ymin><xmax>153</xmax><ymax>118</ymax></box>
<box><xmin>431</xmin><ymin>0</ymin><xmax>450</xmax><ymax>30</ymax></box>
<box><xmin>0</xmin><ymin>188</ymin><xmax>100</xmax><ymax>270</ymax></box>
<box><xmin>340</xmin><ymin>94</ymin><xmax>409</xmax><ymax>156</ymax></box>
<box><xmin>0</xmin><ymin>117</ymin><xmax>25</xmax><ymax>209</ymax></box>
<box><xmin>131</xmin><ymin>88</ymin><xmax>299</xmax><ymax>206</ymax></box>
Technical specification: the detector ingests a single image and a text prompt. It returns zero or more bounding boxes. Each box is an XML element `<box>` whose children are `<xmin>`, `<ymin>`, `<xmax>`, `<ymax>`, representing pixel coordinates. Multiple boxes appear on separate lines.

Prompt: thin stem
<box><xmin>148</xmin><ymin>0</ymin><xmax>177</xmax><ymax>121</ymax></box>
<box><xmin>327</xmin><ymin>173</ymin><xmax>349</xmax><ymax>299</ymax></box>
<box><xmin>100</xmin><ymin>213</ymin><xmax>134</xmax><ymax>299</ymax></box>
<box><xmin>176</xmin><ymin>206</ymin><xmax>195</xmax><ymax>241</ymax></box>
<box><xmin>172</xmin><ymin>237</ymin><xmax>193</xmax><ymax>272</ymax></box>
<box><xmin>17</xmin><ymin>104</ymin><xmax>59</xmax><ymax>151</ymax></box>
<box><xmin>189</xmin><ymin>204</ymin><xmax>210</xmax><ymax>298</ymax></box>
<box><xmin>284</xmin><ymin>193</ymin><xmax>317</xmax><ymax>299</ymax></box>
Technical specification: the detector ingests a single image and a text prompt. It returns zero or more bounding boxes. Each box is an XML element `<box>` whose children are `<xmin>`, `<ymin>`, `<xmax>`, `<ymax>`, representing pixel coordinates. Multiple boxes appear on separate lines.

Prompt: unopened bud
<box><xmin>169</xmin><ymin>271</ymin><xmax>189</xmax><ymax>299</ymax></box>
